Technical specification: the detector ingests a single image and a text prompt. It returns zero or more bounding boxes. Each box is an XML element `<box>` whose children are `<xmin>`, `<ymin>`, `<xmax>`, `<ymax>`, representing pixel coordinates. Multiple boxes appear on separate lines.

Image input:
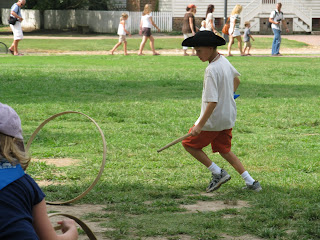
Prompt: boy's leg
<box><xmin>183</xmin><ymin>140</ymin><xmax>231</xmax><ymax>192</ymax></box>
<box><xmin>183</xmin><ymin>145</ymin><xmax>212</xmax><ymax>167</ymax></box>
<box><xmin>219</xmin><ymin>151</ymin><xmax>245</xmax><ymax>174</ymax></box>
<box><xmin>220</xmin><ymin>151</ymin><xmax>262</xmax><ymax>191</ymax></box>
<box><xmin>243</xmin><ymin>46</ymin><xmax>247</xmax><ymax>54</ymax></box>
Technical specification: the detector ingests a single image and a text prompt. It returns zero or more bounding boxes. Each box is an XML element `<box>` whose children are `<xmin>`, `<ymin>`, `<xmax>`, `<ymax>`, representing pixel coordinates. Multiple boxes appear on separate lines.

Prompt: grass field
<box><xmin>1</xmin><ymin>54</ymin><xmax>319</xmax><ymax>239</ymax></box>
<box><xmin>0</xmin><ymin>35</ymin><xmax>308</xmax><ymax>52</ymax></box>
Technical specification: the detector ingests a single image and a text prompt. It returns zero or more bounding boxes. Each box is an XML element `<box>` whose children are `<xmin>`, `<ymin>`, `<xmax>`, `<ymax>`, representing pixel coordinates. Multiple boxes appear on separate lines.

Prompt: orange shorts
<box><xmin>182</xmin><ymin>127</ymin><xmax>232</xmax><ymax>153</ymax></box>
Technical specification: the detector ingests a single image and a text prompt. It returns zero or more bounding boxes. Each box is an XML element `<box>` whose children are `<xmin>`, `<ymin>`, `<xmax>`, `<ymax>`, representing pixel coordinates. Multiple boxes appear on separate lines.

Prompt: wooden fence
<box><xmin>126</xmin><ymin>11</ymin><xmax>172</xmax><ymax>33</ymax></box>
<box><xmin>0</xmin><ymin>8</ymin><xmax>172</xmax><ymax>34</ymax></box>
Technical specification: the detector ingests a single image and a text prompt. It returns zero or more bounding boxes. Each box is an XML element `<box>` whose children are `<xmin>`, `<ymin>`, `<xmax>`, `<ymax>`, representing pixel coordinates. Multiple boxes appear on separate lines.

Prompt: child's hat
<box><xmin>187</xmin><ymin>4</ymin><xmax>196</xmax><ymax>8</ymax></box>
<box><xmin>182</xmin><ymin>31</ymin><xmax>226</xmax><ymax>47</ymax></box>
<box><xmin>0</xmin><ymin>103</ymin><xmax>23</xmax><ymax>140</ymax></box>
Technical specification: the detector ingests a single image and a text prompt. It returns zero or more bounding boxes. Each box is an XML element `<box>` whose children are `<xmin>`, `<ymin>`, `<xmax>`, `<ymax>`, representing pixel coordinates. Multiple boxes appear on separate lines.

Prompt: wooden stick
<box><xmin>157</xmin><ymin>133</ymin><xmax>192</xmax><ymax>153</ymax></box>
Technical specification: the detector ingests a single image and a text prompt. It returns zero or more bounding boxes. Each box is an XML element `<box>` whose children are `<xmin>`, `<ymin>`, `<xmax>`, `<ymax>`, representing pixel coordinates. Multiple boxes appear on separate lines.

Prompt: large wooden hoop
<box><xmin>26</xmin><ymin>111</ymin><xmax>107</xmax><ymax>205</ymax></box>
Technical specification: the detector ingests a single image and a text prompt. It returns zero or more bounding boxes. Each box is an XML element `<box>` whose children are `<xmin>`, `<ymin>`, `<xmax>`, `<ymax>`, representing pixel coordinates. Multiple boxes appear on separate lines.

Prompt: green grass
<box><xmin>1</xmin><ymin>55</ymin><xmax>319</xmax><ymax>239</ymax></box>
<box><xmin>0</xmin><ymin>36</ymin><xmax>308</xmax><ymax>52</ymax></box>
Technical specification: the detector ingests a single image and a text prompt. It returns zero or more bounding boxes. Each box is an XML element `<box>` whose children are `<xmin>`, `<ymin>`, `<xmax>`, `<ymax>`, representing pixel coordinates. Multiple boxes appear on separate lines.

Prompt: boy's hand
<box><xmin>191</xmin><ymin>125</ymin><xmax>202</xmax><ymax>136</ymax></box>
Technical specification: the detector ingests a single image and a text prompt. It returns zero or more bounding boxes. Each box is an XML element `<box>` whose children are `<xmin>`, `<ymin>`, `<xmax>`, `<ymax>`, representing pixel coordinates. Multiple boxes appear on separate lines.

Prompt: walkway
<box><xmin>1</xmin><ymin>33</ymin><xmax>319</xmax><ymax>56</ymax></box>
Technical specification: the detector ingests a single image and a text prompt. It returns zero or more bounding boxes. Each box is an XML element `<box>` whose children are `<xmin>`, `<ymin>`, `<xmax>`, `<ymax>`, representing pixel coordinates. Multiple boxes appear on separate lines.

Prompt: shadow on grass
<box><xmin>3</xmin><ymin>77</ymin><xmax>320</xmax><ymax>105</ymax></box>
<box><xmin>40</xmin><ymin>181</ymin><xmax>320</xmax><ymax>239</ymax></box>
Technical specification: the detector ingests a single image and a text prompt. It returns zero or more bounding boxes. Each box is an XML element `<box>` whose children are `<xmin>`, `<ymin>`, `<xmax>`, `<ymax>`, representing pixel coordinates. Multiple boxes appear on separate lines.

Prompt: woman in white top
<box><xmin>227</xmin><ymin>4</ymin><xmax>245</xmax><ymax>56</ymax></box>
<box><xmin>138</xmin><ymin>4</ymin><xmax>161</xmax><ymax>55</ymax></box>
<box><xmin>205</xmin><ymin>4</ymin><xmax>217</xmax><ymax>33</ymax></box>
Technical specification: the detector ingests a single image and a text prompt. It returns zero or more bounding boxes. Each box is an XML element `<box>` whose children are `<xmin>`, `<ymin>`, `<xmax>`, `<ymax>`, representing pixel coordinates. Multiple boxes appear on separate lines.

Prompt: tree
<box><xmin>25</xmin><ymin>0</ymin><xmax>111</xmax><ymax>10</ymax></box>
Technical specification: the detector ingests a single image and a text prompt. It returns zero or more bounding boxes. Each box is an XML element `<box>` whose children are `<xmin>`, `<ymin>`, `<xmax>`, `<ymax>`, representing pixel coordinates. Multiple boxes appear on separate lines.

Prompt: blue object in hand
<box><xmin>234</xmin><ymin>93</ymin><xmax>240</xmax><ymax>99</ymax></box>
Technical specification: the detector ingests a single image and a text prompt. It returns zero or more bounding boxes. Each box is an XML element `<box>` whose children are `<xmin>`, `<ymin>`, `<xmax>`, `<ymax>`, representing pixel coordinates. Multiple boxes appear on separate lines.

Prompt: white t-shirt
<box><xmin>195</xmin><ymin>55</ymin><xmax>240</xmax><ymax>131</ymax></box>
<box><xmin>205</xmin><ymin>13</ymin><xmax>215</xmax><ymax>31</ymax></box>
<box><xmin>141</xmin><ymin>13</ymin><xmax>152</xmax><ymax>28</ymax></box>
<box><xmin>117</xmin><ymin>21</ymin><xmax>126</xmax><ymax>35</ymax></box>
<box><xmin>270</xmin><ymin>10</ymin><xmax>284</xmax><ymax>30</ymax></box>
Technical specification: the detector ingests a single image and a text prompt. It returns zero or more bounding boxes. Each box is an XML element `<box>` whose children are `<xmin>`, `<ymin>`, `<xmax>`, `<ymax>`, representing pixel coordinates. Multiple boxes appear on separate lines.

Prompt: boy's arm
<box><xmin>234</xmin><ymin>77</ymin><xmax>240</xmax><ymax>92</ymax></box>
<box><xmin>191</xmin><ymin>102</ymin><xmax>217</xmax><ymax>136</ymax></box>
<box><xmin>249</xmin><ymin>34</ymin><xmax>254</xmax><ymax>41</ymax></box>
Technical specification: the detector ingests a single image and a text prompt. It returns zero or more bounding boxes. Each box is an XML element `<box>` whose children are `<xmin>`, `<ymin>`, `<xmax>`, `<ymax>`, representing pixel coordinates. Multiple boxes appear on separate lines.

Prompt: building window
<box><xmin>312</xmin><ymin>18</ymin><xmax>320</xmax><ymax>31</ymax></box>
<box><xmin>262</xmin><ymin>0</ymin><xmax>276</xmax><ymax>4</ymax></box>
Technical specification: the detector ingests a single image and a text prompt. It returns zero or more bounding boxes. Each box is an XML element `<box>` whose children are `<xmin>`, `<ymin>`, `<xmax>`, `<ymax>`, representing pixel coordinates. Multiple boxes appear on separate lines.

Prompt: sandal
<box><xmin>9</xmin><ymin>48</ymin><xmax>14</xmax><ymax>55</ymax></box>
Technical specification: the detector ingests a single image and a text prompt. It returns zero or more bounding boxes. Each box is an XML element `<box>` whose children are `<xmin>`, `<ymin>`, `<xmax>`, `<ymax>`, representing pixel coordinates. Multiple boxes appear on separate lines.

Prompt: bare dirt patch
<box><xmin>181</xmin><ymin>200</ymin><xmax>249</xmax><ymax>213</ymax></box>
<box><xmin>221</xmin><ymin>234</ymin><xmax>264</xmax><ymax>240</ymax></box>
<box><xmin>33</xmin><ymin>158</ymin><xmax>81</xmax><ymax>167</ymax></box>
<box><xmin>45</xmin><ymin>200</ymin><xmax>258</xmax><ymax>240</ymax></box>
<box><xmin>32</xmin><ymin>158</ymin><xmax>81</xmax><ymax>187</ymax></box>
<box><xmin>142</xmin><ymin>235</ymin><xmax>192</xmax><ymax>240</ymax></box>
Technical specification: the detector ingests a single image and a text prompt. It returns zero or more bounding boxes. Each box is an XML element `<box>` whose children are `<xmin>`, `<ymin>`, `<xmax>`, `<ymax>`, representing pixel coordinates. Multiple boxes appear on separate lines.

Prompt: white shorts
<box><xmin>118</xmin><ymin>35</ymin><xmax>126</xmax><ymax>43</ymax></box>
<box><xmin>229</xmin><ymin>28</ymin><xmax>241</xmax><ymax>37</ymax></box>
<box><xmin>10</xmin><ymin>21</ymin><xmax>23</xmax><ymax>40</ymax></box>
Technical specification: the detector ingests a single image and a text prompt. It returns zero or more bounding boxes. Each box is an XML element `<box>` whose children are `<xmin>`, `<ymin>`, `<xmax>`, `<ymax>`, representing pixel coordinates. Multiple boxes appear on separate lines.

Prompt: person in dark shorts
<box><xmin>138</xmin><ymin>4</ymin><xmax>161</xmax><ymax>56</ymax></box>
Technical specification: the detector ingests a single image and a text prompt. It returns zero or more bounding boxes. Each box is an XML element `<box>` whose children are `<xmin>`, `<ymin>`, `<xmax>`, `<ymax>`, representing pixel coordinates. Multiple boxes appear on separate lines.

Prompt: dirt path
<box><xmin>1</xmin><ymin>33</ymin><xmax>320</xmax><ymax>56</ymax></box>
<box><xmin>47</xmin><ymin>200</ymin><xmax>263</xmax><ymax>240</ymax></box>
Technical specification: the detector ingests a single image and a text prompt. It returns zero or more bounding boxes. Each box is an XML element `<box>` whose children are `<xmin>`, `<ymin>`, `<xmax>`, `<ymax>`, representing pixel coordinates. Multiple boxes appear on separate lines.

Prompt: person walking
<box><xmin>138</xmin><ymin>4</ymin><xmax>161</xmax><ymax>56</ymax></box>
<box><xmin>181</xmin><ymin>31</ymin><xmax>262</xmax><ymax>193</ymax></box>
<box><xmin>8</xmin><ymin>0</ymin><xmax>25</xmax><ymax>56</ymax></box>
<box><xmin>227</xmin><ymin>4</ymin><xmax>245</xmax><ymax>56</ymax></box>
<box><xmin>243</xmin><ymin>21</ymin><xmax>255</xmax><ymax>56</ymax></box>
<box><xmin>182</xmin><ymin>4</ymin><xmax>198</xmax><ymax>56</ymax></box>
<box><xmin>269</xmin><ymin>3</ymin><xmax>289</xmax><ymax>56</ymax></box>
<box><xmin>111</xmin><ymin>13</ymin><xmax>131</xmax><ymax>55</ymax></box>
<box><xmin>205</xmin><ymin>4</ymin><xmax>217</xmax><ymax>33</ymax></box>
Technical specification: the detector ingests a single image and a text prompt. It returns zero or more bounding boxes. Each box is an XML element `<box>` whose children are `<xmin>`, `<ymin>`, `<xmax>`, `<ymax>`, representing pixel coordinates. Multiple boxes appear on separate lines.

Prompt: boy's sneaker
<box><xmin>206</xmin><ymin>169</ymin><xmax>231</xmax><ymax>193</ymax></box>
<box><xmin>243</xmin><ymin>181</ymin><xmax>262</xmax><ymax>192</ymax></box>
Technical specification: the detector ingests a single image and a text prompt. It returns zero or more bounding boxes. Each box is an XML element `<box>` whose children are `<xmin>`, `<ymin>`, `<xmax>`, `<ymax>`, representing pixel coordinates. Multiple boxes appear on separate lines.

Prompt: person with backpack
<box><xmin>269</xmin><ymin>3</ymin><xmax>289</xmax><ymax>56</ymax></box>
<box><xmin>8</xmin><ymin>0</ymin><xmax>25</xmax><ymax>56</ymax></box>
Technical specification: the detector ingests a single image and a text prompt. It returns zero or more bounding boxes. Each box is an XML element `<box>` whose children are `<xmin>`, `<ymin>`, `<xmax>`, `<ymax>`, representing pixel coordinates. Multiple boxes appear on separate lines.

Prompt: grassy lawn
<box><xmin>0</xmin><ymin>55</ymin><xmax>319</xmax><ymax>239</ymax></box>
<box><xmin>0</xmin><ymin>35</ymin><xmax>308</xmax><ymax>52</ymax></box>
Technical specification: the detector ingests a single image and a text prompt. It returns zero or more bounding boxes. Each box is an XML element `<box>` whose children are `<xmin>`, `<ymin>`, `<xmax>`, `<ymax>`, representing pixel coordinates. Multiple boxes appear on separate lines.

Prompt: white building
<box><xmin>158</xmin><ymin>0</ymin><xmax>320</xmax><ymax>33</ymax></box>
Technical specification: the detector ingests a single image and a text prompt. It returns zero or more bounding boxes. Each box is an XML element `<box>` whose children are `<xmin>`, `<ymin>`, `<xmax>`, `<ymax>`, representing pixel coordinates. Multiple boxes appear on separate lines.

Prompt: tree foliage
<box><xmin>25</xmin><ymin>0</ymin><xmax>111</xmax><ymax>10</ymax></box>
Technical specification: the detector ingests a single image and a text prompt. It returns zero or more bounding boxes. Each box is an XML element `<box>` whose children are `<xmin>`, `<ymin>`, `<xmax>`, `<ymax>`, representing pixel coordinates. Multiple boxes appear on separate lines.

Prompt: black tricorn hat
<box><xmin>182</xmin><ymin>31</ymin><xmax>226</xmax><ymax>47</ymax></box>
